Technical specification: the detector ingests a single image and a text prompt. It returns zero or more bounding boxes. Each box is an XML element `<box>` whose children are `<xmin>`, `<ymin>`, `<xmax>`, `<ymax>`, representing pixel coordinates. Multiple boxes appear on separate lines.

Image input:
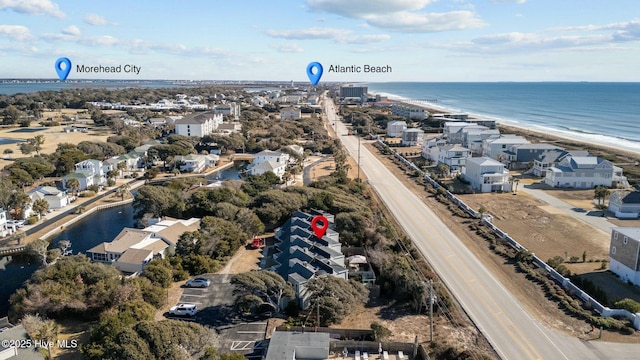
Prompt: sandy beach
<box><xmin>392</xmin><ymin>97</ymin><xmax>640</xmax><ymax>158</ymax></box>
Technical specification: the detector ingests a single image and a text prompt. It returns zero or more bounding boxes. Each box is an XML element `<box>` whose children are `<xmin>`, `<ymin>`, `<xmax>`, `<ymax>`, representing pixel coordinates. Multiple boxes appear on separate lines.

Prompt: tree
<box><xmin>231</xmin><ymin>271</ymin><xmax>293</xmax><ymax>314</ymax></box>
<box><xmin>594</xmin><ymin>186</ymin><xmax>610</xmax><ymax>206</ymax></box>
<box><xmin>512</xmin><ymin>178</ymin><xmax>520</xmax><ymax>193</ymax></box>
<box><xmin>436</xmin><ymin>164</ymin><xmax>450</xmax><ymax>178</ymax></box>
<box><xmin>32</xmin><ymin>198</ymin><xmax>49</xmax><ymax>218</ymax></box>
<box><xmin>117</xmin><ymin>161</ymin><xmax>127</xmax><ymax>178</ymax></box>
<box><xmin>9</xmin><ymin>190</ymin><xmax>31</xmax><ymax>217</ymax></box>
<box><xmin>371</xmin><ymin>321</ymin><xmax>392</xmax><ymax>341</ymax></box>
<box><xmin>27</xmin><ymin>239</ymin><xmax>50</xmax><ymax>265</ymax></box>
<box><xmin>305</xmin><ymin>276</ymin><xmax>369</xmax><ymax>326</ymax></box>
<box><xmin>22</xmin><ymin>314</ymin><xmax>59</xmax><ymax>360</ymax></box>
<box><xmin>117</xmin><ymin>182</ymin><xmax>131</xmax><ymax>201</ymax></box>
<box><xmin>65</xmin><ymin>177</ymin><xmax>80</xmax><ymax>196</ymax></box>
<box><xmin>19</xmin><ymin>142</ymin><xmax>36</xmax><ymax>156</ymax></box>
<box><xmin>28</xmin><ymin>134</ymin><xmax>45</xmax><ymax>155</ymax></box>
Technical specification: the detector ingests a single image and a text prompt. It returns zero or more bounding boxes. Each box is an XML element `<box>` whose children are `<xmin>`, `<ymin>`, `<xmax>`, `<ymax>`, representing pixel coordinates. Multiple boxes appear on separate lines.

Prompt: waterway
<box><xmin>0</xmin><ymin>164</ymin><xmax>242</xmax><ymax>317</ymax></box>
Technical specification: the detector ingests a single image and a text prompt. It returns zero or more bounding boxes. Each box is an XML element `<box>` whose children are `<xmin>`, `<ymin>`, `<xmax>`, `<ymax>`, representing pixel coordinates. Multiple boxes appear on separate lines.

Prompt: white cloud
<box><xmin>491</xmin><ymin>0</ymin><xmax>526</xmax><ymax>3</ymax></box>
<box><xmin>339</xmin><ymin>34</ymin><xmax>391</xmax><ymax>44</ymax></box>
<box><xmin>307</xmin><ymin>0</ymin><xmax>485</xmax><ymax>33</ymax></box>
<box><xmin>367</xmin><ymin>10</ymin><xmax>486</xmax><ymax>32</ymax></box>
<box><xmin>0</xmin><ymin>24</ymin><xmax>32</xmax><ymax>40</ymax></box>
<box><xmin>271</xmin><ymin>43</ymin><xmax>304</xmax><ymax>53</ymax></box>
<box><xmin>84</xmin><ymin>13</ymin><xmax>117</xmax><ymax>26</ymax></box>
<box><xmin>264</xmin><ymin>27</ymin><xmax>345</xmax><ymax>40</ymax></box>
<box><xmin>78</xmin><ymin>35</ymin><xmax>118</xmax><ymax>47</ymax></box>
<box><xmin>307</xmin><ymin>0</ymin><xmax>434</xmax><ymax>18</ymax></box>
<box><xmin>265</xmin><ymin>27</ymin><xmax>390</xmax><ymax>45</ymax></box>
<box><xmin>0</xmin><ymin>0</ymin><xmax>65</xmax><ymax>19</ymax></box>
<box><xmin>61</xmin><ymin>25</ymin><xmax>80</xmax><ymax>36</ymax></box>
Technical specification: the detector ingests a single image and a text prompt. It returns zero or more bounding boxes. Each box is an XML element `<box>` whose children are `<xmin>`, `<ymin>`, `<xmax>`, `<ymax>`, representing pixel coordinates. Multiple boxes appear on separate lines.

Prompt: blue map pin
<box><xmin>306</xmin><ymin>62</ymin><xmax>323</xmax><ymax>85</ymax></box>
<box><xmin>55</xmin><ymin>57</ymin><xmax>72</xmax><ymax>81</ymax></box>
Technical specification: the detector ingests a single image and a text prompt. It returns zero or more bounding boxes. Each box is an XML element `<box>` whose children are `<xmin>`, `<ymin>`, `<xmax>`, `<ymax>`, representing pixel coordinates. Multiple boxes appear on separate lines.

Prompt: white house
<box><xmin>62</xmin><ymin>159</ymin><xmax>105</xmax><ymax>191</ymax></box>
<box><xmin>27</xmin><ymin>186</ymin><xmax>69</xmax><ymax>209</ymax></box>
<box><xmin>438</xmin><ymin>145</ymin><xmax>471</xmax><ymax>172</ymax></box>
<box><xmin>0</xmin><ymin>208</ymin><xmax>16</xmax><ymax>238</ymax></box>
<box><xmin>387</xmin><ymin>120</ymin><xmax>407</xmax><ymax>137</ymax></box>
<box><xmin>422</xmin><ymin>137</ymin><xmax>447</xmax><ymax>161</ymax></box>
<box><xmin>609</xmin><ymin>191</ymin><xmax>640</xmax><ymax>219</ymax></box>
<box><xmin>250</xmin><ymin>161</ymin><xmax>286</xmax><ymax>179</ymax></box>
<box><xmin>543</xmin><ymin>155</ymin><xmax>625</xmax><ymax>189</ymax></box>
<box><xmin>482</xmin><ymin>135</ymin><xmax>529</xmax><ymax>161</ymax></box>
<box><xmin>213</xmin><ymin>102</ymin><xmax>241</xmax><ymax>120</ymax></box>
<box><xmin>503</xmin><ymin>143</ymin><xmax>564</xmax><ymax>170</ymax></box>
<box><xmin>391</xmin><ymin>103</ymin><xmax>428</xmax><ymax>120</ymax></box>
<box><xmin>463</xmin><ymin>157</ymin><xmax>512</xmax><ymax>193</ymax></box>
<box><xmin>280</xmin><ymin>106</ymin><xmax>301</xmax><ymax>120</ymax></box>
<box><xmin>175</xmin><ymin>111</ymin><xmax>223</xmax><ymax>137</ymax></box>
<box><xmin>444</xmin><ymin>122</ymin><xmax>474</xmax><ymax>144</ymax></box>
<box><xmin>401</xmin><ymin>128</ymin><xmax>424</xmax><ymax>146</ymax></box>
<box><xmin>609</xmin><ymin>227</ymin><xmax>640</xmax><ymax>287</ymax></box>
<box><xmin>87</xmin><ymin>218</ymin><xmax>200</xmax><ymax>274</ymax></box>
<box><xmin>253</xmin><ymin>149</ymin><xmax>290</xmax><ymax>166</ymax></box>
<box><xmin>174</xmin><ymin>154</ymin><xmax>219</xmax><ymax>173</ymax></box>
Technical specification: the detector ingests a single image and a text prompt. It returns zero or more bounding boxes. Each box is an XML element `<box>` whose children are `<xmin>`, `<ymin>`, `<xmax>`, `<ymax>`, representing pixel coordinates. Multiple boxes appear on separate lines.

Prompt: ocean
<box><xmin>366</xmin><ymin>82</ymin><xmax>640</xmax><ymax>153</ymax></box>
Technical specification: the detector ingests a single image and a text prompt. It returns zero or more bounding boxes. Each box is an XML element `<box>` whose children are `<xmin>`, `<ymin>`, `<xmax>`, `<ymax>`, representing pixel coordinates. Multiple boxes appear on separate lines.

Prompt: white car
<box><xmin>169</xmin><ymin>303</ymin><xmax>197</xmax><ymax>317</ymax></box>
<box><xmin>185</xmin><ymin>278</ymin><xmax>211</xmax><ymax>288</ymax></box>
<box><xmin>7</xmin><ymin>220</ymin><xmax>24</xmax><ymax>228</ymax></box>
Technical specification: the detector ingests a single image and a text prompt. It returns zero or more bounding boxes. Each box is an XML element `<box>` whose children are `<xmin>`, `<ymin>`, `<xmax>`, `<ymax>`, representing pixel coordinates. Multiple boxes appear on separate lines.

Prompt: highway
<box><xmin>322</xmin><ymin>96</ymin><xmax>639</xmax><ymax>360</ymax></box>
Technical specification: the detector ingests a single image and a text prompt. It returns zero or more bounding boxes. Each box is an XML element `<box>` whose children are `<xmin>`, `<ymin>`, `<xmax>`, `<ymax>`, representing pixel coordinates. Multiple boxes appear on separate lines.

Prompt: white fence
<box><xmin>379</xmin><ymin>141</ymin><xmax>640</xmax><ymax>330</ymax></box>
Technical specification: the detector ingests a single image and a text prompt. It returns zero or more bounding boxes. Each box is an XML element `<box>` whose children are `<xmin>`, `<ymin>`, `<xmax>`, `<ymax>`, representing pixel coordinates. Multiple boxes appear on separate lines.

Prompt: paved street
<box><xmin>323</xmin><ymin>95</ymin><xmax>640</xmax><ymax>360</ymax></box>
<box><xmin>167</xmin><ymin>274</ymin><xmax>267</xmax><ymax>357</ymax></box>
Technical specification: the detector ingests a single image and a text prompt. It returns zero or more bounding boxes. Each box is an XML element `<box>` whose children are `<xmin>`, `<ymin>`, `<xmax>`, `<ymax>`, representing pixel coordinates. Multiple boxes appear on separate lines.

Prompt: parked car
<box><xmin>7</xmin><ymin>220</ymin><xmax>24</xmax><ymax>228</ymax></box>
<box><xmin>169</xmin><ymin>303</ymin><xmax>197</xmax><ymax>317</ymax></box>
<box><xmin>185</xmin><ymin>278</ymin><xmax>211</xmax><ymax>288</ymax></box>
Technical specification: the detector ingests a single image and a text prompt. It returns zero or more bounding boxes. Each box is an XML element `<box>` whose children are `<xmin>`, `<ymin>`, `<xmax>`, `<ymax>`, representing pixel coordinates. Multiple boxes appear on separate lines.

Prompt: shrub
<box><xmin>87</xmin><ymin>184</ymin><xmax>100</xmax><ymax>192</ymax></box>
<box><xmin>614</xmin><ymin>298</ymin><xmax>640</xmax><ymax>314</ymax></box>
<box><xmin>106</xmin><ymin>178</ymin><xmax>116</xmax><ymax>187</ymax></box>
<box><xmin>26</xmin><ymin>216</ymin><xmax>38</xmax><ymax>225</ymax></box>
<box><xmin>371</xmin><ymin>322</ymin><xmax>392</xmax><ymax>341</ymax></box>
<box><xmin>80</xmin><ymin>191</ymin><xmax>96</xmax><ymax>197</ymax></box>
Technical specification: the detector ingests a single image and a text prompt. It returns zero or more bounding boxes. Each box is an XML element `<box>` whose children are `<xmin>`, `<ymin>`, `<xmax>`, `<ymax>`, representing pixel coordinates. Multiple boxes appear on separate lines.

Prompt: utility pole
<box><xmin>429</xmin><ymin>280</ymin><xmax>434</xmax><ymax>342</ymax></box>
<box><xmin>357</xmin><ymin>131</ymin><xmax>361</xmax><ymax>182</ymax></box>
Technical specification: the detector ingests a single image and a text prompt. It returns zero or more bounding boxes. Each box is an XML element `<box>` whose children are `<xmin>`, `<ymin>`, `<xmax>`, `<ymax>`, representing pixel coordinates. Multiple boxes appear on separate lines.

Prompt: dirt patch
<box><xmin>459</xmin><ymin>192</ymin><xmax>610</xmax><ymax>262</ymax></box>
<box><xmin>52</xmin><ymin>319</ymin><xmax>92</xmax><ymax>360</ymax></box>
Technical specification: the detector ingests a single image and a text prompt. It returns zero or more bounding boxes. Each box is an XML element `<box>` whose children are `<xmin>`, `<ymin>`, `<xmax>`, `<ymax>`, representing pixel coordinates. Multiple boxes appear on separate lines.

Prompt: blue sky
<box><xmin>1</xmin><ymin>0</ymin><xmax>639</xmax><ymax>81</ymax></box>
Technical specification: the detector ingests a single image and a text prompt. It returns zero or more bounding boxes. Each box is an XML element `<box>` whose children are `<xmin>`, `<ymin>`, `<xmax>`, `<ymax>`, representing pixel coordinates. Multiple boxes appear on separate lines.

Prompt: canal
<box><xmin>0</xmin><ymin>164</ymin><xmax>242</xmax><ymax>317</ymax></box>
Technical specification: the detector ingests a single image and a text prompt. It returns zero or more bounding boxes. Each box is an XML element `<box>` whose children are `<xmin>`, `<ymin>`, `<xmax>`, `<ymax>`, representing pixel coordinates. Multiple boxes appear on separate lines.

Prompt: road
<box><xmin>322</xmin><ymin>96</ymin><xmax>639</xmax><ymax>360</ymax></box>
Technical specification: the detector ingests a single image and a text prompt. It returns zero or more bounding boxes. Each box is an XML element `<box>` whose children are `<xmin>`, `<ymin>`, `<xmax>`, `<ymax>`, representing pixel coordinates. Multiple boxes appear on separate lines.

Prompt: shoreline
<box><xmin>371</xmin><ymin>90</ymin><xmax>640</xmax><ymax>157</ymax></box>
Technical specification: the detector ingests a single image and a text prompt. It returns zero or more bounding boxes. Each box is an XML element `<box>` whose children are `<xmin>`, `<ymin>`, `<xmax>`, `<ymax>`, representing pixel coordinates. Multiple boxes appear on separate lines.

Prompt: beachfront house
<box><xmin>175</xmin><ymin>111</ymin><xmax>223</xmax><ymax>137</ymax></box>
<box><xmin>463</xmin><ymin>157</ymin><xmax>512</xmax><ymax>193</ymax></box>
<box><xmin>482</xmin><ymin>135</ymin><xmax>530</xmax><ymax>162</ymax></box>
<box><xmin>608</xmin><ymin>191</ymin><xmax>640</xmax><ymax>219</ymax></box>
<box><xmin>279</xmin><ymin>106</ymin><xmax>301</xmax><ymax>120</ymax></box>
<box><xmin>444</xmin><ymin>122</ymin><xmax>475</xmax><ymax>144</ymax></box>
<box><xmin>543</xmin><ymin>155</ymin><xmax>626</xmax><ymax>189</ymax></box>
<box><xmin>503</xmin><ymin>143</ymin><xmax>565</xmax><ymax>170</ymax></box>
<box><xmin>401</xmin><ymin>128</ymin><xmax>425</xmax><ymax>146</ymax></box>
<box><xmin>387</xmin><ymin>120</ymin><xmax>407</xmax><ymax>137</ymax></box>
<box><xmin>262</xmin><ymin>210</ymin><xmax>347</xmax><ymax>309</ymax></box>
<box><xmin>531</xmin><ymin>150</ymin><xmax>589</xmax><ymax>177</ymax></box>
<box><xmin>609</xmin><ymin>227</ymin><xmax>640</xmax><ymax>287</ymax></box>
<box><xmin>174</xmin><ymin>154</ymin><xmax>219</xmax><ymax>173</ymax></box>
<box><xmin>62</xmin><ymin>159</ymin><xmax>106</xmax><ymax>191</ymax></box>
<box><xmin>438</xmin><ymin>145</ymin><xmax>472</xmax><ymax>173</ymax></box>
<box><xmin>462</xmin><ymin>127</ymin><xmax>501</xmax><ymax>154</ymax></box>
<box><xmin>391</xmin><ymin>103</ymin><xmax>429</xmax><ymax>120</ymax></box>
<box><xmin>27</xmin><ymin>186</ymin><xmax>69</xmax><ymax>209</ymax></box>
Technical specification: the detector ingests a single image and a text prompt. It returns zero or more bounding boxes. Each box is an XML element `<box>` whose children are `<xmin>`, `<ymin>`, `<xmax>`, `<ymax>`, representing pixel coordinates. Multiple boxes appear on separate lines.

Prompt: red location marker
<box><xmin>311</xmin><ymin>215</ymin><xmax>329</xmax><ymax>238</ymax></box>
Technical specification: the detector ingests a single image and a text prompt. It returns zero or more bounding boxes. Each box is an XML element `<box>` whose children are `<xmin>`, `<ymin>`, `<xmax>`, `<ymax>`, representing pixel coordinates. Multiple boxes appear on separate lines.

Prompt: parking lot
<box><xmin>166</xmin><ymin>273</ymin><xmax>268</xmax><ymax>356</ymax></box>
